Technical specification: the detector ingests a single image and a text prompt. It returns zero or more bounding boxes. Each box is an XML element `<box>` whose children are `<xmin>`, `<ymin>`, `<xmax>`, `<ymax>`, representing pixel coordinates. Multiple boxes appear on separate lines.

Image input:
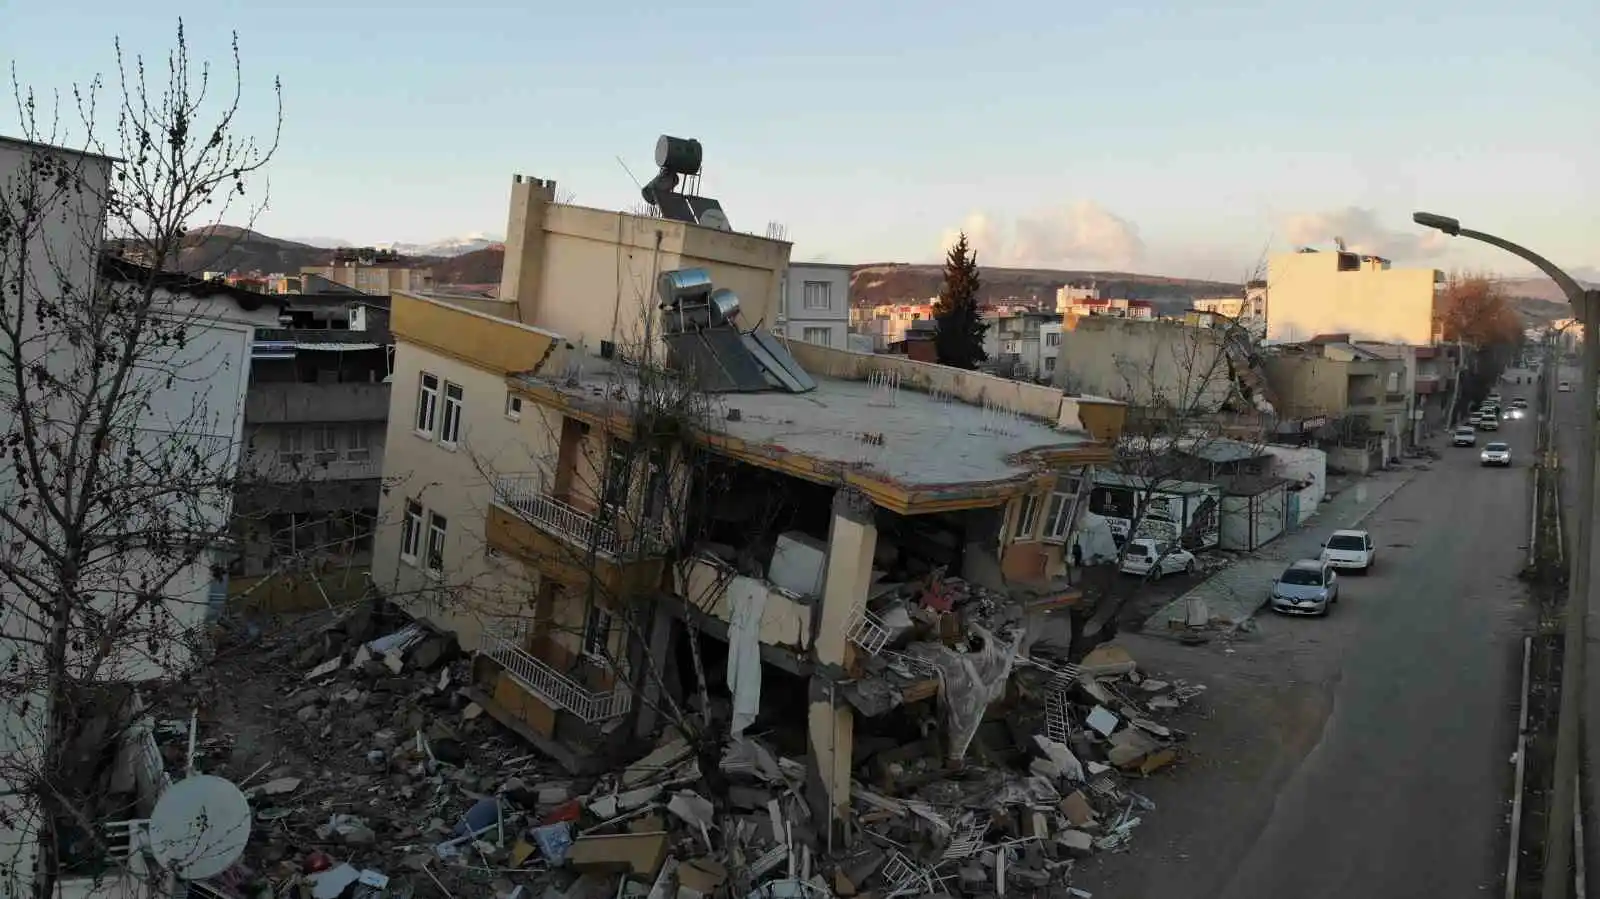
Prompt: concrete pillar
<box><xmin>805</xmin><ymin>488</ymin><xmax>876</xmax><ymax>840</ymax></box>
<box><xmin>633</xmin><ymin>602</ymin><xmax>677</xmax><ymax>738</ymax></box>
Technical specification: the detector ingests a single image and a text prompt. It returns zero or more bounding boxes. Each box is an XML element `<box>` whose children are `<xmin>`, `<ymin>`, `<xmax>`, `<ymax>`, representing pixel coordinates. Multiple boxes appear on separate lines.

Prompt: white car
<box><xmin>1320</xmin><ymin>529</ymin><xmax>1376</xmax><ymax>573</ymax></box>
<box><xmin>1452</xmin><ymin>426</ymin><xmax>1477</xmax><ymax>447</ymax></box>
<box><xmin>1476</xmin><ymin>415</ymin><xmax>1499</xmax><ymax>431</ymax></box>
<box><xmin>1560</xmin><ymin>381</ymin><xmax>1573</xmax><ymax>392</ymax></box>
<box><xmin>1481</xmin><ymin>442</ymin><xmax>1512</xmax><ymax>467</ymax></box>
<box><xmin>1119</xmin><ymin>537</ymin><xmax>1196</xmax><ymax>580</ymax></box>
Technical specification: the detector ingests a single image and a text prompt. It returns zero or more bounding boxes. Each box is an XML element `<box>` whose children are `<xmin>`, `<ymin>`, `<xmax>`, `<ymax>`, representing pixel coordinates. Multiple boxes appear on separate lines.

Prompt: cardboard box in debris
<box><xmin>173</xmin><ymin>584</ymin><xmax>1204</xmax><ymax>899</ymax></box>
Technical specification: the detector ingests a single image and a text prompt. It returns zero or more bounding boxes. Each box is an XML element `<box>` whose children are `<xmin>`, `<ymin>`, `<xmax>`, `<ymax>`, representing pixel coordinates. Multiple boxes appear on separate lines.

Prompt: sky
<box><xmin>5</xmin><ymin>0</ymin><xmax>1597</xmax><ymax>282</ymax></box>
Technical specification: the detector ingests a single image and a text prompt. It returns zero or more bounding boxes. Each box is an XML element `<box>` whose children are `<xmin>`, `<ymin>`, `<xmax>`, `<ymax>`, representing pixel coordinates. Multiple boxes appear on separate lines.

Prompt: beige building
<box><xmin>1263</xmin><ymin>338</ymin><xmax>1409</xmax><ymax>439</ymax></box>
<box><xmin>437</xmin><ymin>175</ymin><xmax>790</xmax><ymax>353</ymax></box>
<box><xmin>369</xmin><ymin>181</ymin><xmax>1131</xmax><ymax>831</ymax></box>
<box><xmin>301</xmin><ymin>249</ymin><xmax>435</xmax><ymax>295</ymax></box>
<box><xmin>1052</xmin><ymin>315</ymin><xmax>1237</xmax><ymax>414</ymax></box>
<box><xmin>1265</xmin><ymin>248</ymin><xmax>1443</xmax><ymax>345</ymax></box>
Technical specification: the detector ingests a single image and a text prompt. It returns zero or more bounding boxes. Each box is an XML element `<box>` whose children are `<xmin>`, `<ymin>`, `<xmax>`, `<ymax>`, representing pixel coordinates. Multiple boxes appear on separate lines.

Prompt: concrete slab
<box><xmin>1143</xmin><ymin>467</ymin><xmax>1421</xmax><ymax>633</ymax></box>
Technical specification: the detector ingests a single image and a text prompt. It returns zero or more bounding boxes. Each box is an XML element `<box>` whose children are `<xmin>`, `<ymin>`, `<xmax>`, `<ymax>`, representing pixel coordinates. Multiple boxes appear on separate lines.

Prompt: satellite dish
<box><xmin>147</xmin><ymin>775</ymin><xmax>253</xmax><ymax>880</ymax></box>
<box><xmin>698</xmin><ymin>208</ymin><xmax>731</xmax><ymax>232</ymax></box>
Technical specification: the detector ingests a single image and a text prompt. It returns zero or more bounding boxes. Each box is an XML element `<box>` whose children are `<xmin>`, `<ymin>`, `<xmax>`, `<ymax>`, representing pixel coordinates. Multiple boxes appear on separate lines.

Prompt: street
<box><xmin>1076</xmin><ymin>414</ymin><xmax>1535</xmax><ymax>898</ymax></box>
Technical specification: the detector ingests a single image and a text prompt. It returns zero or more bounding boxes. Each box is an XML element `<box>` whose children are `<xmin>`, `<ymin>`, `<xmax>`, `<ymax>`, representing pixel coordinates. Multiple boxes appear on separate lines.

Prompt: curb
<box><xmin>1345</xmin><ymin>472</ymin><xmax>1421</xmax><ymax>530</ymax></box>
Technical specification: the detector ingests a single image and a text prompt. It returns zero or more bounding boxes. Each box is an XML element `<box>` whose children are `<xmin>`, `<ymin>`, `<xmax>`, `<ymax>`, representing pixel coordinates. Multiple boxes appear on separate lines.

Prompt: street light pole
<box><xmin>1413</xmin><ymin>212</ymin><xmax>1598</xmax><ymax>899</ymax></box>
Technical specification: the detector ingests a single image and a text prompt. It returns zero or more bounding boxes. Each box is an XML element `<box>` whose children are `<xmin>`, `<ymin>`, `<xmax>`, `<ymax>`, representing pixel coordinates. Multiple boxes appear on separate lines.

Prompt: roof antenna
<box><xmin>617</xmin><ymin>156</ymin><xmax>644</xmax><ymax>192</ymax></box>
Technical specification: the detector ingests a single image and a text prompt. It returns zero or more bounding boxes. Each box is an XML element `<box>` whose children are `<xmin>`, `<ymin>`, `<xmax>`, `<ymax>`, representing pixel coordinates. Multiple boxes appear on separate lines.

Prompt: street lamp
<box><xmin>1414</xmin><ymin>211</ymin><xmax>1599</xmax><ymax>899</ymax></box>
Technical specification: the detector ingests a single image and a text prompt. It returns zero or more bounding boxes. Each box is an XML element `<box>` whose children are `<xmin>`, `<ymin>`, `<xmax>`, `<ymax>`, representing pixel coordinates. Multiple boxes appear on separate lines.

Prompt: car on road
<box><xmin>1452</xmin><ymin>426</ymin><xmax>1477</xmax><ymax>446</ymax></box>
<box><xmin>1119</xmin><ymin>537</ymin><xmax>1196</xmax><ymax>580</ymax></box>
<box><xmin>1321</xmin><ymin>529</ymin><xmax>1376</xmax><ymax>573</ymax></box>
<box><xmin>1269</xmin><ymin>559</ymin><xmax>1340</xmax><ymax>616</ymax></box>
<box><xmin>1475</xmin><ymin>414</ymin><xmax>1499</xmax><ymax>431</ymax></box>
<box><xmin>1511</xmin><ymin>397</ymin><xmax>1529</xmax><ymax>409</ymax></box>
<box><xmin>1560</xmin><ymin>381</ymin><xmax>1573</xmax><ymax>392</ymax></box>
<box><xmin>1480</xmin><ymin>441</ymin><xmax>1512</xmax><ymax>467</ymax></box>
<box><xmin>1487</xmin><ymin>392</ymin><xmax>1502</xmax><ymax>404</ymax></box>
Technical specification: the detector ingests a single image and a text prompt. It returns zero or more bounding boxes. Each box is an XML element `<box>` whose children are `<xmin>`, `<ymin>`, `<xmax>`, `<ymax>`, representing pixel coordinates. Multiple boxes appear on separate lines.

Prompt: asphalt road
<box><xmin>1079</xmin><ymin>417</ymin><xmax>1532</xmax><ymax>898</ymax></box>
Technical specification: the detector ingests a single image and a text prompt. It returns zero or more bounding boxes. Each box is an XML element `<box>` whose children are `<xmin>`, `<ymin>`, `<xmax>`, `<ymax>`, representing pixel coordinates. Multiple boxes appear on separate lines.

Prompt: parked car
<box><xmin>1481</xmin><ymin>442</ymin><xmax>1512</xmax><ymax>467</ymax></box>
<box><xmin>1269</xmin><ymin>560</ymin><xmax>1340</xmax><ymax>616</ymax></box>
<box><xmin>1452</xmin><ymin>426</ymin><xmax>1477</xmax><ymax>447</ymax></box>
<box><xmin>1476</xmin><ymin>414</ymin><xmax>1499</xmax><ymax>431</ymax></box>
<box><xmin>1511</xmin><ymin>397</ymin><xmax>1529</xmax><ymax>409</ymax></box>
<box><xmin>1320</xmin><ymin>529</ymin><xmax>1376</xmax><ymax>573</ymax></box>
<box><xmin>1560</xmin><ymin>381</ymin><xmax>1573</xmax><ymax>392</ymax></box>
<box><xmin>1119</xmin><ymin>537</ymin><xmax>1196</xmax><ymax>580</ymax></box>
<box><xmin>1487</xmin><ymin>392</ymin><xmax>1502</xmax><ymax>404</ymax></box>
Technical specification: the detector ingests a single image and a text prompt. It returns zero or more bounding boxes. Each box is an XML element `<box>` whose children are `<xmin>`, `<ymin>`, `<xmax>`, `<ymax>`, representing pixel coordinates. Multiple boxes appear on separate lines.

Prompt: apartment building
<box><xmin>1062</xmin><ymin>296</ymin><xmax>1155</xmax><ymax>320</ymax></box>
<box><xmin>1191</xmin><ymin>282</ymin><xmax>1267</xmax><ymax>338</ymax></box>
<box><xmin>1</xmin><ymin>134</ymin><xmax>280</xmax><ymax>896</ymax></box>
<box><xmin>1265</xmin><ymin>247</ymin><xmax>1443</xmax><ymax>345</ymax></box>
<box><xmin>779</xmin><ymin>261</ymin><xmax>852</xmax><ymax>347</ymax></box>
<box><xmin>982</xmin><ymin>308</ymin><xmax>1061</xmax><ymax>381</ymax></box>
<box><xmin>1263</xmin><ymin>336</ymin><xmax>1410</xmax><ymax>448</ymax></box>
<box><xmin>851</xmin><ymin>302</ymin><xmax>936</xmax><ymax>350</ymax></box>
<box><xmin>232</xmin><ymin>297</ymin><xmax>394</xmax><ymax>603</ymax></box>
<box><xmin>301</xmin><ymin>247</ymin><xmax>435</xmax><ymax>295</ymax></box>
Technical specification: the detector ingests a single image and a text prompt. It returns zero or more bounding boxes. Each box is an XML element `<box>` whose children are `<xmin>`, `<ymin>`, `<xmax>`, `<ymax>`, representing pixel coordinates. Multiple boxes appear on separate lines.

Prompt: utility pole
<box><xmin>1413</xmin><ymin>213</ymin><xmax>1596</xmax><ymax>899</ymax></box>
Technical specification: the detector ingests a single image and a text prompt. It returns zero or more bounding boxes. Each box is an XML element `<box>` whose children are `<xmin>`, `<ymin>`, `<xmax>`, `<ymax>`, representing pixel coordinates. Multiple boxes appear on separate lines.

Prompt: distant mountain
<box><xmin>375</xmin><ymin>234</ymin><xmax>504</xmax><ymax>258</ymax></box>
<box><xmin>433</xmin><ymin>245</ymin><xmax>506</xmax><ymax>284</ymax></box>
<box><xmin>1496</xmin><ymin>275</ymin><xmax>1597</xmax><ymax>307</ymax></box>
<box><xmin>850</xmin><ymin>263</ymin><xmax>1240</xmax><ymax>313</ymax></box>
<box><xmin>139</xmin><ymin>226</ymin><xmax>339</xmax><ymax>275</ymax></box>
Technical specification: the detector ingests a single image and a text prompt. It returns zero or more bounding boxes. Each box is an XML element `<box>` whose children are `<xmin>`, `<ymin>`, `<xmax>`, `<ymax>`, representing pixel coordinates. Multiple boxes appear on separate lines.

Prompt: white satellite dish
<box><xmin>147</xmin><ymin>774</ymin><xmax>253</xmax><ymax>880</ymax></box>
<box><xmin>698</xmin><ymin>208</ymin><xmax>731</xmax><ymax>232</ymax></box>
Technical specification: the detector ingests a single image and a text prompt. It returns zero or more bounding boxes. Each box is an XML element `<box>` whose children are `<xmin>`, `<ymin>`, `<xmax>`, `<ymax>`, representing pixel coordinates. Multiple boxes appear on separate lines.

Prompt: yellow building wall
<box><xmin>1266</xmin><ymin>253</ymin><xmax>1438</xmax><ymax>345</ymax></box>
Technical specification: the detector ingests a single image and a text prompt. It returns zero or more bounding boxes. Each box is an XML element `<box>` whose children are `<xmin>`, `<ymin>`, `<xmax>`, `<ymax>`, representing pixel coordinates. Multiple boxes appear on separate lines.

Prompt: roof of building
<box><xmin>514</xmin><ymin>357</ymin><xmax>1098</xmax><ymax>492</ymax></box>
<box><xmin>101</xmin><ymin>255</ymin><xmax>287</xmax><ymax>313</ymax></box>
<box><xmin>0</xmin><ymin>133</ymin><xmax>121</xmax><ymax>164</ymax></box>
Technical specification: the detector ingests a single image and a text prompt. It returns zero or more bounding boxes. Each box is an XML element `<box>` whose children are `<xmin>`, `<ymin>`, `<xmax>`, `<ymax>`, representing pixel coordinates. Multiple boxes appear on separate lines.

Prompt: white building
<box><xmin>0</xmin><ymin>134</ymin><xmax>278</xmax><ymax>896</ymax></box>
<box><xmin>779</xmin><ymin>262</ymin><xmax>851</xmax><ymax>348</ymax></box>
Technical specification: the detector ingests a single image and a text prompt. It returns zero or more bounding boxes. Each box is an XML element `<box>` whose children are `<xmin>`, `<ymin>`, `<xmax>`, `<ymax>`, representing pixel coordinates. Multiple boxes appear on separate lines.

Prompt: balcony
<box><xmin>676</xmin><ymin>555</ymin><xmax>815</xmax><ymax>649</ymax></box>
<box><xmin>245</xmin><ymin>382</ymin><xmax>391</xmax><ymax>424</ymax></box>
<box><xmin>487</xmin><ymin>476</ymin><xmax>669</xmax><ymax>600</ymax></box>
<box><xmin>482</xmin><ymin>629</ymin><xmax>631</xmax><ymax>723</ymax></box>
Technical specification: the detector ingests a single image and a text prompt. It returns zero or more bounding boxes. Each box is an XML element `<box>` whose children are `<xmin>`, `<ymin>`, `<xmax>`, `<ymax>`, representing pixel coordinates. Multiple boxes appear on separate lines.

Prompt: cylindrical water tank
<box><xmin>657</xmin><ymin>268</ymin><xmax>713</xmax><ymax>305</ymax></box>
<box><xmin>655</xmin><ymin>136</ymin><xmax>703</xmax><ymax>176</ymax></box>
<box><xmin>708</xmin><ymin>288</ymin><xmax>742</xmax><ymax>325</ymax></box>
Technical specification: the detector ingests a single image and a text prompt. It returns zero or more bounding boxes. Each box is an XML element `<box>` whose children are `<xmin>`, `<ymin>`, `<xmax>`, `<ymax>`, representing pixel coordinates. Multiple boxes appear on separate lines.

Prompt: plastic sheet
<box><xmin>906</xmin><ymin>624</ymin><xmax>1020</xmax><ymax>763</ymax></box>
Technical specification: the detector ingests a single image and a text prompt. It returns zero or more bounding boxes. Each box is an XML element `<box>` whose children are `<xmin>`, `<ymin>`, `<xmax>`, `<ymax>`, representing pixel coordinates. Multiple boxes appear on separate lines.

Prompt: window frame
<box><xmin>1016</xmin><ymin>494</ymin><xmax>1041</xmax><ymax>541</ymax></box>
<box><xmin>312</xmin><ymin>425</ymin><xmax>340</xmax><ymax>464</ymax></box>
<box><xmin>802</xmin><ymin>280</ymin><xmax>832</xmax><ymax>311</ymax></box>
<box><xmin>415</xmin><ymin>372</ymin><xmax>440</xmax><ymax>437</ymax></box>
<box><xmin>1043</xmin><ymin>477</ymin><xmax>1084</xmax><ymax>543</ymax></box>
<box><xmin>425</xmin><ymin>511</ymin><xmax>448</xmax><ymax>577</ymax></box>
<box><xmin>400</xmin><ymin>499</ymin><xmax>423</xmax><ymax>564</ymax></box>
<box><xmin>439</xmin><ymin>382</ymin><xmax>464</xmax><ymax>448</ymax></box>
<box><xmin>505</xmin><ymin>391</ymin><xmax>523</xmax><ymax>421</ymax></box>
<box><xmin>802</xmin><ymin>326</ymin><xmax>832</xmax><ymax>346</ymax></box>
<box><xmin>345</xmin><ymin>426</ymin><xmax>370</xmax><ymax>462</ymax></box>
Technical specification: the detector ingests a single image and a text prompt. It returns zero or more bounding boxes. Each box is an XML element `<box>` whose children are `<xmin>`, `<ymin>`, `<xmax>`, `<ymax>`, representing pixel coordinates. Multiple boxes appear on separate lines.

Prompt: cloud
<box><xmin>940</xmin><ymin>201</ymin><xmax>1146</xmax><ymax>270</ymax></box>
<box><xmin>1282</xmin><ymin>207</ymin><xmax>1450</xmax><ymax>261</ymax></box>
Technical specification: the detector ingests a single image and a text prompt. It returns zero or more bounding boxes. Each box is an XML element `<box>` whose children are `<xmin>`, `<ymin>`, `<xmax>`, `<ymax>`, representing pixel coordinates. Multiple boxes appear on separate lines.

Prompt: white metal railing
<box><xmin>845</xmin><ymin>602</ymin><xmax>890</xmax><ymax>656</ymax></box>
<box><xmin>493</xmin><ymin>476</ymin><xmax>668</xmax><ymax>559</ymax></box>
<box><xmin>483</xmin><ymin>632</ymin><xmax>632</xmax><ymax>723</ymax></box>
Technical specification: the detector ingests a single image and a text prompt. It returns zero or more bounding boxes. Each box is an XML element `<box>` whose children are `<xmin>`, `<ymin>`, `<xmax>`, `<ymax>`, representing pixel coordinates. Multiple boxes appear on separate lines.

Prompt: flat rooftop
<box><xmin>518</xmin><ymin>359</ymin><xmax>1097</xmax><ymax>490</ymax></box>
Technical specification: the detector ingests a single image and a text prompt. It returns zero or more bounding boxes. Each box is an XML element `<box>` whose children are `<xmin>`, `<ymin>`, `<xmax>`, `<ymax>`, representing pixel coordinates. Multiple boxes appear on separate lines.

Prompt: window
<box><xmin>1016</xmin><ymin>494</ymin><xmax>1041</xmax><ymax>540</ymax></box>
<box><xmin>1045</xmin><ymin>357</ymin><xmax>1057</xmax><ymax>372</ymax></box>
<box><xmin>1046</xmin><ymin>332</ymin><xmax>1061</xmax><ymax>347</ymax></box>
<box><xmin>440</xmin><ymin>382</ymin><xmax>464</xmax><ymax>447</ymax></box>
<box><xmin>312</xmin><ymin>426</ymin><xmax>339</xmax><ymax>463</ymax></box>
<box><xmin>282</xmin><ymin>429</ymin><xmax>306</xmax><ymax>467</ymax></box>
<box><xmin>400</xmin><ymin>500</ymin><xmax>423</xmax><ymax>563</ymax></box>
<box><xmin>802</xmin><ymin>281</ymin><xmax>832</xmax><ymax>311</ymax></box>
<box><xmin>583</xmin><ymin>605</ymin><xmax>614</xmax><ymax>662</ymax></box>
<box><xmin>1044</xmin><ymin>477</ymin><xmax>1084</xmax><ymax>542</ymax></box>
<box><xmin>425</xmin><ymin>512</ymin><xmax>448</xmax><ymax>576</ymax></box>
<box><xmin>505</xmin><ymin>392</ymin><xmax>522</xmax><ymax>421</ymax></box>
<box><xmin>415</xmin><ymin>373</ymin><xmax>440</xmax><ymax>436</ymax></box>
<box><xmin>802</xmin><ymin>327</ymin><xmax>832</xmax><ymax>346</ymax></box>
<box><xmin>345</xmin><ymin>427</ymin><xmax>370</xmax><ymax>462</ymax></box>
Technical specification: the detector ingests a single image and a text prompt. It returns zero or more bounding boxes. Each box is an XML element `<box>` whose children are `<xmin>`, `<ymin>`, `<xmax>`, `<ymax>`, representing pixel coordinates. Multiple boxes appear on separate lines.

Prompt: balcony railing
<box><xmin>493</xmin><ymin>476</ymin><xmax>668</xmax><ymax>559</ymax></box>
<box><xmin>484</xmin><ymin>632</ymin><xmax>632</xmax><ymax>722</ymax></box>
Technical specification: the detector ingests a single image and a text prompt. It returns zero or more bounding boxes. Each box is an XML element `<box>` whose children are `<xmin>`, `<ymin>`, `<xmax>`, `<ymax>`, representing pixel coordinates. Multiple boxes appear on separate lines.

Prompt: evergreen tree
<box><xmin>933</xmin><ymin>232</ymin><xmax>989</xmax><ymax>369</ymax></box>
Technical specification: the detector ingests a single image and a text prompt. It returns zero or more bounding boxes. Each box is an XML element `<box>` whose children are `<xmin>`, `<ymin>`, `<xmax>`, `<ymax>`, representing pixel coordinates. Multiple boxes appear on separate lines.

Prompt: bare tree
<box><xmin>0</xmin><ymin>24</ymin><xmax>280</xmax><ymax>898</ymax></box>
<box><xmin>1070</xmin><ymin>311</ymin><xmax>1275</xmax><ymax>651</ymax></box>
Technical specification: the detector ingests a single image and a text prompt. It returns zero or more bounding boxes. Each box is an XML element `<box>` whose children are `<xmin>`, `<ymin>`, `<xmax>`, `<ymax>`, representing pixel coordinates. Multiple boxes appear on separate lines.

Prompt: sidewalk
<box><xmin>1142</xmin><ymin>467</ymin><xmax>1422</xmax><ymax>633</ymax></box>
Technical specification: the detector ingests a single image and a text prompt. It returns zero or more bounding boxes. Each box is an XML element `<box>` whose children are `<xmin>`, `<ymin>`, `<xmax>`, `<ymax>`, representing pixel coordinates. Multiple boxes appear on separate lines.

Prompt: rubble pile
<box><xmin>162</xmin><ymin>581</ymin><xmax>1206</xmax><ymax>899</ymax></box>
